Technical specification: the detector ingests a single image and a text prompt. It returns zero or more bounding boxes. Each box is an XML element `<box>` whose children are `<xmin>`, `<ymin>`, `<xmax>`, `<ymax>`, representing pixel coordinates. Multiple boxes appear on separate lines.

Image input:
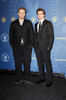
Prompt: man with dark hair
<box><xmin>36</xmin><ymin>8</ymin><xmax>45</xmax><ymax>15</ymax></box>
<box><xmin>34</xmin><ymin>8</ymin><xmax>54</xmax><ymax>87</ymax></box>
<box><xmin>9</xmin><ymin>7</ymin><xmax>33</xmax><ymax>84</ymax></box>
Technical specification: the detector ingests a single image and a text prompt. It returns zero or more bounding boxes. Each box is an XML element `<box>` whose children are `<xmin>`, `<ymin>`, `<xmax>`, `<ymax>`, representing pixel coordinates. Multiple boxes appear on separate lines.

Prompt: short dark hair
<box><xmin>36</xmin><ymin>8</ymin><xmax>45</xmax><ymax>15</ymax></box>
<box><xmin>17</xmin><ymin>7</ymin><xmax>27</xmax><ymax>13</ymax></box>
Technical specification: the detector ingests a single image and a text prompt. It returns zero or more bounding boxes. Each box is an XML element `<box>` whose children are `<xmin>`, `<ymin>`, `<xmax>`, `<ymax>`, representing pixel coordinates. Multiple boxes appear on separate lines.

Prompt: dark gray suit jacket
<box><xmin>9</xmin><ymin>19</ymin><xmax>33</xmax><ymax>47</ymax></box>
<box><xmin>34</xmin><ymin>19</ymin><xmax>54</xmax><ymax>50</ymax></box>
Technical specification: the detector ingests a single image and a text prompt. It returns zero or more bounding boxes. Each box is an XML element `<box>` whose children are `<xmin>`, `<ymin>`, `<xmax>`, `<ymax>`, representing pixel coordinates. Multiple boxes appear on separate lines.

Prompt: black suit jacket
<box><xmin>34</xmin><ymin>19</ymin><xmax>54</xmax><ymax>50</ymax></box>
<box><xmin>9</xmin><ymin>19</ymin><xmax>33</xmax><ymax>47</ymax></box>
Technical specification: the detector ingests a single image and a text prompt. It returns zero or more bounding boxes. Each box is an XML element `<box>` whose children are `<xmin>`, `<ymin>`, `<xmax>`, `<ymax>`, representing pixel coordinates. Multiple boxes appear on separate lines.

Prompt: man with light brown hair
<box><xmin>9</xmin><ymin>7</ymin><xmax>33</xmax><ymax>85</ymax></box>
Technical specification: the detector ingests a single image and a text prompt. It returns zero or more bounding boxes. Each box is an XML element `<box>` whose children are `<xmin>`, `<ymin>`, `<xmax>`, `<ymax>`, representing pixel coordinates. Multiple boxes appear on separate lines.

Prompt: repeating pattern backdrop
<box><xmin>0</xmin><ymin>0</ymin><xmax>66</xmax><ymax>77</ymax></box>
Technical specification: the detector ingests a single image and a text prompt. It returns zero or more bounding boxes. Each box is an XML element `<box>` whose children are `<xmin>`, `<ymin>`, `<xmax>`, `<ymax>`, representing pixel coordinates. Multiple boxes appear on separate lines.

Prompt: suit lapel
<box><xmin>22</xmin><ymin>19</ymin><xmax>26</xmax><ymax>26</ymax></box>
<box><xmin>17</xmin><ymin>19</ymin><xmax>26</xmax><ymax>27</ymax></box>
<box><xmin>40</xmin><ymin>19</ymin><xmax>47</xmax><ymax>32</ymax></box>
<box><xmin>35</xmin><ymin>19</ymin><xmax>47</xmax><ymax>33</ymax></box>
<box><xmin>35</xmin><ymin>23</ymin><xmax>38</xmax><ymax>33</ymax></box>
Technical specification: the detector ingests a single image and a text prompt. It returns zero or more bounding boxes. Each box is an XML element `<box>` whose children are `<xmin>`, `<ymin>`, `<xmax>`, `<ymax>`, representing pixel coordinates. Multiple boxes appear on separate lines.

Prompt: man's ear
<box><xmin>44</xmin><ymin>14</ymin><xmax>45</xmax><ymax>18</ymax></box>
<box><xmin>25</xmin><ymin>14</ymin><xmax>26</xmax><ymax>18</ymax></box>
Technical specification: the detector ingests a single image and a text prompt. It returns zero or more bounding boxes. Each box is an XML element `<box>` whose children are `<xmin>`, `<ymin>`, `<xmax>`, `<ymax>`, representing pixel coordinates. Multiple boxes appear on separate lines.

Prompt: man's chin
<box><xmin>39</xmin><ymin>18</ymin><xmax>43</xmax><ymax>20</ymax></box>
<box><xmin>20</xmin><ymin>17</ymin><xmax>24</xmax><ymax>19</ymax></box>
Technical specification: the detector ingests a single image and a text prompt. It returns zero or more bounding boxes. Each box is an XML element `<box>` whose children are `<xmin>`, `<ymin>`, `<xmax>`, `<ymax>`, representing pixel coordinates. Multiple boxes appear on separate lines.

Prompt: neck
<box><xmin>19</xmin><ymin>18</ymin><xmax>24</xmax><ymax>22</ymax></box>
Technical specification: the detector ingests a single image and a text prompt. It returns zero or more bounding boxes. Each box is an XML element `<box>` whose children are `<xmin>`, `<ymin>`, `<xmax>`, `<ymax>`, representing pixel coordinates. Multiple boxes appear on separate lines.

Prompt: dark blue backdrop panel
<box><xmin>0</xmin><ymin>0</ymin><xmax>66</xmax><ymax>77</ymax></box>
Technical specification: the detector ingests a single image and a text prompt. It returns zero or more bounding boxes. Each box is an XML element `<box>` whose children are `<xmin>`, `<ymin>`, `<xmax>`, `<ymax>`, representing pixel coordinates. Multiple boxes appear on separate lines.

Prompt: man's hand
<box><xmin>47</xmin><ymin>47</ymin><xmax>50</xmax><ymax>50</ymax></box>
<box><xmin>12</xmin><ymin>46</ymin><xmax>13</xmax><ymax>49</ymax></box>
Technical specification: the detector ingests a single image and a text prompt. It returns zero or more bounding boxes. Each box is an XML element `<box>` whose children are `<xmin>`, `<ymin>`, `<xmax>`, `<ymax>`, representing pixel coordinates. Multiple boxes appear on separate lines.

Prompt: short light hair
<box><xmin>17</xmin><ymin>7</ymin><xmax>27</xmax><ymax>13</ymax></box>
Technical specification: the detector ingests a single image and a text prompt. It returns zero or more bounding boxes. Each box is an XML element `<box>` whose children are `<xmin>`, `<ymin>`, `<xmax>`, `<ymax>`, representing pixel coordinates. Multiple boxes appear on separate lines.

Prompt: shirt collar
<box><xmin>18</xmin><ymin>19</ymin><xmax>24</xmax><ymax>26</ymax></box>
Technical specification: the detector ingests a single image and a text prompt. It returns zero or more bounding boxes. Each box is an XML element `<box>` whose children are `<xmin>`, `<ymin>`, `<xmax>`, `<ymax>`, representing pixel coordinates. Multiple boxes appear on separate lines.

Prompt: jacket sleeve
<box><xmin>9</xmin><ymin>22</ymin><xmax>14</xmax><ymax>47</ymax></box>
<box><xmin>33</xmin><ymin>24</ymin><xmax>38</xmax><ymax>47</ymax></box>
<box><xmin>47</xmin><ymin>22</ymin><xmax>54</xmax><ymax>50</ymax></box>
<box><xmin>28</xmin><ymin>21</ymin><xmax>33</xmax><ymax>47</ymax></box>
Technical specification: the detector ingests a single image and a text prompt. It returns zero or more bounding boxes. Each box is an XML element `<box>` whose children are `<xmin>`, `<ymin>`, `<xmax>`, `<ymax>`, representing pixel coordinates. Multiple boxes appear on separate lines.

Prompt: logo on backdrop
<box><xmin>1</xmin><ymin>17</ymin><xmax>6</xmax><ymax>23</ymax></box>
<box><xmin>1</xmin><ymin>33</ymin><xmax>9</xmax><ymax>42</ymax></box>
<box><xmin>31</xmin><ymin>17</ymin><xmax>36</xmax><ymax>23</ymax></box>
<box><xmin>63</xmin><ymin>16</ymin><xmax>66</xmax><ymax>22</ymax></box>
<box><xmin>11</xmin><ymin>17</ymin><xmax>16</xmax><ymax>22</ymax></box>
<box><xmin>52</xmin><ymin>16</ymin><xmax>57</xmax><ymax>22</ymax></box>
<box><xmin>1</xmin><ymin>53</ymin><xmax>9</xmax><ymax>62</ymax></box>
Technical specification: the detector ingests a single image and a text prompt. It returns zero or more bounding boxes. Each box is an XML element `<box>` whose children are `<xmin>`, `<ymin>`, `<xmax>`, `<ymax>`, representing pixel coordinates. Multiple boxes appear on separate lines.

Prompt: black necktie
<box><xmin>39</xmin><ymin>22</ymin><xmax>41</xmax><ymax>32</ymax></box>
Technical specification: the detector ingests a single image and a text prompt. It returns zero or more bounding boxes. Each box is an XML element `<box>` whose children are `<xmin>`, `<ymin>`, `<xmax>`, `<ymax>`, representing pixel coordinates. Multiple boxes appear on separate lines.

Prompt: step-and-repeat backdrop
<box><xmin>0</xmin><ymin>0</ymin><xmax>66</xmax><ymax>77</ymax></box>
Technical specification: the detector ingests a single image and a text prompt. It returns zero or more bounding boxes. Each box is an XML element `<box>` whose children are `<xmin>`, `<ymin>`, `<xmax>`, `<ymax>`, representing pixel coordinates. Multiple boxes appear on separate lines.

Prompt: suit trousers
<box><xmin>34</xmin><ymin>45</ymin><xmax>53</xmax><ymax>82</ymax></box>
<box><xmin>13</xmin><ymin>45</ymin><xmax>32</xmax><ymax>80</ymax></box>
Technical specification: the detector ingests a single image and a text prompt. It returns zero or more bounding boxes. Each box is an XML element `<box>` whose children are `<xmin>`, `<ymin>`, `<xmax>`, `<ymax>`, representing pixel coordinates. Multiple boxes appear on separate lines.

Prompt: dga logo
<box><xmin>1</xmin><ymin>53</ymin><xmax>9</xmax><ymax>62</ymax></box>
<box><xmin>52</xmin><ymin>16</ymin><xmax>57</xmax><ymax>22</ymax></box>
<box><xmin>1</xmin><ymin>17</ymin><xmax>6</xmax><ymax>23</ymax></box>
<box><xmin>63</xmin><ymin>16</ymin><xmax>66</xmax><ymax>22</ymax></box>
<box><xmin>31</xmin><ymin>17</ymin><xmax>36</xmax><ymax>23</ymax></box>
<box><xmin>1</xmin><ymin>33</ymin><xmax>9</xmax><ymax>42</ymax></box>
<box><xmin>11</xmin><ymin>17</ymin><xmax>16</xmax><ymax>22</ymax></box>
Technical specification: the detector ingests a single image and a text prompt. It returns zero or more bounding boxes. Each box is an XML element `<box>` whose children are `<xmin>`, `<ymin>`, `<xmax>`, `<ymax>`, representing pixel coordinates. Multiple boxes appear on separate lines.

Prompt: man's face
<box><xmin>37</xmin><ymin>11</ymin><xmax>45</xmax><ymax>20</ymax></box>
<box><xmin>18</xmin><ymin>9</ymin><xmax>26</xmax><ymax>19</ymax></box>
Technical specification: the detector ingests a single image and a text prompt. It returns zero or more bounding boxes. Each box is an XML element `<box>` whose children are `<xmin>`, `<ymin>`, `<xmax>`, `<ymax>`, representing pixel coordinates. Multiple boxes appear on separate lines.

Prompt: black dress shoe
<box><xmin>14</xmin><ymin>79</ymin><xmax>23</xmax><ymax>85</ymax></box>
<box><xmin>37</xmin><ymin>78</ymin><xmax>45</xmax><ymax>84</ymax></box>
<box><xmin>46</xmin><ymin>82</ymin><xmax>52</xmax><ymax>87</ymax></box>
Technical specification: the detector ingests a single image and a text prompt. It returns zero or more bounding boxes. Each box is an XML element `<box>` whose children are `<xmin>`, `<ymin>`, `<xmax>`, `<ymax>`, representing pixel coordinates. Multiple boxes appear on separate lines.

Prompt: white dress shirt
<box><xmin>19</xmin><ymin>19</ymin><xmax>24</xmax><ymax>44</ymax></box>
<box><xmin>37</xmin><ymin>18</ymin><xmax>45</xmax><ymax>33</ymax></box>
<box><xmin>19</xmin><ymin>20</ymin><xmax>24</xmax><ymax>26</ymax></box>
